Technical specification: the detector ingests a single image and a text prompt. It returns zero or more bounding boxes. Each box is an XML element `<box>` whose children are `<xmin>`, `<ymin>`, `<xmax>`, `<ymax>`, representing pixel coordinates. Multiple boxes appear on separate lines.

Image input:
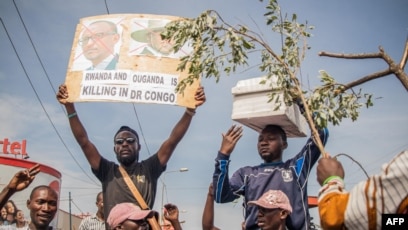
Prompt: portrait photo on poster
<box><xmin>71</xmin><ymin>17</ymin><xmax>124</xmax><ymax>71</ymax></box>
<box><xmin>129</xmin><ymin>18</ymin><xmax>193</xmax><ymax>59</ymax></box>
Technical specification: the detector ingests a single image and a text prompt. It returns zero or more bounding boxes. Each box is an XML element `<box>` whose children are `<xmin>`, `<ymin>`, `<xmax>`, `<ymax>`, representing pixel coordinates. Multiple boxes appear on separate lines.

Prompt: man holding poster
<box><xmin>56</xmin><ymin>83</ymin><xmax>205</xmax><ymax>228</ymax></box>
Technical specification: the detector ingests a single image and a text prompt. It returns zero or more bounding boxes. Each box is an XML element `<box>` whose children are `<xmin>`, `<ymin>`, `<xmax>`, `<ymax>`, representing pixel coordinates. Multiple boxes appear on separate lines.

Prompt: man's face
<box><xmin>1</xmin><ymin>207</ymin><xmax>7</xmax><ymax>219</ymax></box>
<box><xmin>114</xmin><ymin>131</ymin><xmax>140</xmax><ymax>166</ymax></box>
<box><xmin>27</xmin><ymin>188</ymin><xmax>58</xmax><ymax>229</ymax></box>
<box><xmin>257</xmin><ymin>129</ymin><xmax>287</xmax><ymax>162</ymax></box>
<box><xmin>148</xmin><ymin>30</ymin><xmax>175</xmax><ymax>55</ymax></box>
<box><xmin>80</xmin><ymin>21</ymin><xmax>119</xmax><ymax>65</ymax></box>
<box><xmin>16</xmin><ymin>210</ymin><xmax>25</xmax><ymax>222</ymax></box>
<box><xmin>256</xmin><ymin>207</ymin><xmax>285</xmax><ymax>230</ymax></box>
<box><xmin>96</xmin><ymin>193</ymin><xmax>104</xmax><ymax>214</ymax></box>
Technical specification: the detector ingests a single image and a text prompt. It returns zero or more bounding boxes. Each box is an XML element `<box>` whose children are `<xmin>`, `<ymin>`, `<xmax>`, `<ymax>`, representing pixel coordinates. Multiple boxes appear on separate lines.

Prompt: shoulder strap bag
<box><xmin>118</xmin><ymin>166</ymin><xmax>161</xmax><ymax>230</ymax></box>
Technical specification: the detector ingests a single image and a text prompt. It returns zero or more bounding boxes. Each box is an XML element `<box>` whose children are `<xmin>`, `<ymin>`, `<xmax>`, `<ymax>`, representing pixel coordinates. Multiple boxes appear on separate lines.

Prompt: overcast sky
<box><xmin>1</xmin><ymin>0</ymin><xmax>407</xmax><ymax>229</ymax></box>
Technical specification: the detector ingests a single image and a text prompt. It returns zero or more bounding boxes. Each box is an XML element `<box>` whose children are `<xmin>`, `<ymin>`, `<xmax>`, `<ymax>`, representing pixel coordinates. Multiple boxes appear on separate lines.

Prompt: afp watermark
<box><xmin>382</xmin><ymin>214</ymin><xmax>408</xmax><ymax>230</ymax></box>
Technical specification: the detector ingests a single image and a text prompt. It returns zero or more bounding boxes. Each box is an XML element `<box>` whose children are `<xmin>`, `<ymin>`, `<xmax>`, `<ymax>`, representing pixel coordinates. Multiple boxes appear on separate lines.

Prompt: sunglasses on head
<box><xmin>115</xmin><ymin>137</ymin><xmax>136</xmax><ymax>145</ymax></box>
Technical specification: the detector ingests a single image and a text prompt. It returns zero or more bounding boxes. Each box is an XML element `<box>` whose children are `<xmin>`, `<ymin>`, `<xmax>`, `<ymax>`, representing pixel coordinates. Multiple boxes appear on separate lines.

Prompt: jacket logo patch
<box><xmin>282</xmin><ymin>170</ymin><xmax>293</xmax><ymax>182</ymax></box>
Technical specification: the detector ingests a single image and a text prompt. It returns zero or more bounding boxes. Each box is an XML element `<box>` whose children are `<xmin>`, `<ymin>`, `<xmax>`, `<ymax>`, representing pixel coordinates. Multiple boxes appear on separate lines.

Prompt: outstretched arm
<box><xmin>163</xmin><ymin>203</ymin><xmax>183</xmax><ymax>230</ymax></box>
<box><xmin>157</xmin><ymin>86</ymin><xmax>206</xmax><ymax>166</ymax></box>
<box><xmin>317</xmin><ymin>157</ymin><xmax>348</xmax><ymax>229</ymax></box>
<box><xmin>56</xmin><ymin>84</ymin><xmax>101</xmax><ymax>170</ymax></box>
<box><xmin>202</xmin><ymin>183</ymin><xmax>220</xmax><ymax>230</ymax></box>
<box><xmin>0</xmin><ymin>164</ymin><xmax>40</xmax><ymax>208</ymax></box>
<box><xmin>213</xmin><ymin>125</ymin><xmax>243</xmax><ymax>203</ymax></box>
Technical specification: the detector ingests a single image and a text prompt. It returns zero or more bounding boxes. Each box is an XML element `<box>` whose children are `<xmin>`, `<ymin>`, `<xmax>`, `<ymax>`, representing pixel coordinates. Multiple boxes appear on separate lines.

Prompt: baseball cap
<box><xmin>247</xmin><ymin>190</ymin><xmax>292</xmax><ymax>214</ymax></box>
<box><xmin>107</xmin><ymin>203</ymin><xmax>156</xmax><ymax>228</ymax></box>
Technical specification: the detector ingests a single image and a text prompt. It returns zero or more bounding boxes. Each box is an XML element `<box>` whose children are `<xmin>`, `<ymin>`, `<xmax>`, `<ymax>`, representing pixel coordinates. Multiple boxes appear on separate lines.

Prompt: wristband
<box><xmin>185</xmin><ymin>109</ymin><xmax>196</xmax><ymax>117</ymax></box>
<box><xmin>67</xmin><ymin>112</ymin><xmax>77</xmax><ymax>119</ymax></box>
<box><xmin>322</xmin><ymin>175</ymin><xmax>343</xmax><ymax>186</ymax></box>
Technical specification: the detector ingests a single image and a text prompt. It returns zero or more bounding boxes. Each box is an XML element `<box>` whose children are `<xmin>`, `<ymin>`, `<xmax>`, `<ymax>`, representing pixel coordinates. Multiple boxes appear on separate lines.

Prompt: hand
<box><xmin>219</xmin><ymin>125</ymin><xmax>243</xmax><ymax>155</ymax></box>
<box><xmin>194</xmin><ymin>86</ymin><xmax>206</xmax><ymax>108</ymax></box>
<box><xmin>317</xmin><ymin>156</ymin><xmax>345</xmax><ymax>186</ymax></box>
<box><xmin>163</xmin><ymin>203</ymin><xmax>179</xmax><ymax>222</ymax></box>
<box><xmin>8</xmin><ymin>164</ymin><xmax>40</xmax><ymax>192</ymax></box>
<box><xmin>56</xmin><ymin>84</ymin><xmax>70</xmax><ymax>105</ymax></box>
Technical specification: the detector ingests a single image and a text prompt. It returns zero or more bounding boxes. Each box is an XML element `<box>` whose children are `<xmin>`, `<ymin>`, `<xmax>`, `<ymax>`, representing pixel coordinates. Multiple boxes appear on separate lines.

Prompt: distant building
<box><xmin>56</xmin><ymin>209</ymin><xmax>83</xmax><ymax>230</ymax></box>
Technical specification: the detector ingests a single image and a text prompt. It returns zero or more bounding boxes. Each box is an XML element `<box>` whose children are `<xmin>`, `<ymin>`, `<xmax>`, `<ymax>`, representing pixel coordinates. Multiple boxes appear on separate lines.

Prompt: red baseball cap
<box><xmin>107</xmin><ymin>203</ymin><xmax>157</xmax><ymax>228</ymax></box>
<box><xmin>247</xmin><ymin>190</ymin><xmax>292</xmax><ymax>214</ymax></box>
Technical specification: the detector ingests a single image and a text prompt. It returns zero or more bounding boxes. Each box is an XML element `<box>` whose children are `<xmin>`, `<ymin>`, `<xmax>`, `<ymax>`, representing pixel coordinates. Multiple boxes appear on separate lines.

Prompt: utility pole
<box><xmin>160</xmin><ymin>168</ymin><xmax>188</xmax><ymax>224</ymax></box>
<box><xmin>69</xmin><ymin>192</ymin><xmax>72</xmax><ymax>230</ymax></box>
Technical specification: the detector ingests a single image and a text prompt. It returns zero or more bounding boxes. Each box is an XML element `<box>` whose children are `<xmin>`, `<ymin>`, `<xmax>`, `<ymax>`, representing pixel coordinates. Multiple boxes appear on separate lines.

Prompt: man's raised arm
<box><xmin>56</xmin><ymin>84</ymin><xmax>101</xmax><ymax>170</ymax></box>
<box><xmin>157</xmin><ymin>86</ymin><xmax>206</xmax><ymax>166</ymax></box>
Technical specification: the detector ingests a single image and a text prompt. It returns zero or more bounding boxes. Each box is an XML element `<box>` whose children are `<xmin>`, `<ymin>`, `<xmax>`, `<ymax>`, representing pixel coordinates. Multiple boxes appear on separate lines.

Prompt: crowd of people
<box><xmin>0</xmin><ymin>164</ymin><xmax>59</xmax><ymax>230</ymax></box>
<box><xmin>0</xmin><ymin>82</ymin><xmax>406</xmax><ymax>230</ymax></box>
<box><xmin>0</xmin><ymin>199</ymin><xmax>31</xmax><ymax>230</ymax></box>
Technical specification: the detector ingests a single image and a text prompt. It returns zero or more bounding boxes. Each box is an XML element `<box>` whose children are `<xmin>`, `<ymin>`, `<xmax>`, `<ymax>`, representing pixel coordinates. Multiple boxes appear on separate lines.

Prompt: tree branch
<box><xmin>318</xmin><ymin>51</ymin><xmax>382</xmax><ymax>59</ymax></box>
<box><xmin>318</xmin><ymin>40</ymin><xmax>408</xmax><ymax>92</ymax></box>
<box><xmin>341</xmin><ymin>69</ymin><xmax>392</xmax><ymax>91</ymax></box>
<box><xmin>399</xmin><ymin>37</ymin><xmax>408</xmax><ymax>69</ymax></box>
<box><xmin>379</xmin><ymin>46</ymin><xmax>408</xmax><ymax>91</ymax></box>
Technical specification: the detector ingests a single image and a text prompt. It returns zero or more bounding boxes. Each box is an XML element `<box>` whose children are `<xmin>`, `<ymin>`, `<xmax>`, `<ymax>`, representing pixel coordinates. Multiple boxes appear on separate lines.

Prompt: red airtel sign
<box><xmin>0</xmin><ymin>138</ymin><xmax>27</xmax><ymax>156</ymax></box>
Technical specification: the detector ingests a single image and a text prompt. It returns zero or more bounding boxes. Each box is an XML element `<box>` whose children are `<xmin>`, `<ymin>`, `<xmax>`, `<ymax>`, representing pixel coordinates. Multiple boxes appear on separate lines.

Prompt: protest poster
<box><xmin>64</xmin><ymin>14</ymin><xmax>198</xmax><ymax>108</ymax></box>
